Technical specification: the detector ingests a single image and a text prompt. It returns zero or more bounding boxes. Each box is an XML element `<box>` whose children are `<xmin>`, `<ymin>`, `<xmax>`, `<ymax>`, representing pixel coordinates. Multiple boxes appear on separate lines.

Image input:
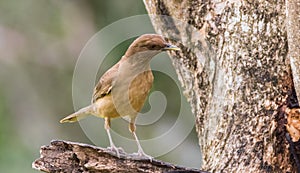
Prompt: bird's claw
<box><xmin>107</xmin><ymin>146</ymin><xmax>124</xmax><ymax>158</ymax></box>
<box><xmin>131</xmin><ymin>151</ymin><xmax>153</xmax><ymax>161</ymax></box>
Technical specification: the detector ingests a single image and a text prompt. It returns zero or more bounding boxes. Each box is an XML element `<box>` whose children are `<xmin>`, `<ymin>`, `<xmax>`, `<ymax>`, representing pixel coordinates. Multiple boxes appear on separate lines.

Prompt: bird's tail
<box><xmin>60</xmin><ymin>105</ymin><xmax>93</xmax><ymax>123</ymax></box>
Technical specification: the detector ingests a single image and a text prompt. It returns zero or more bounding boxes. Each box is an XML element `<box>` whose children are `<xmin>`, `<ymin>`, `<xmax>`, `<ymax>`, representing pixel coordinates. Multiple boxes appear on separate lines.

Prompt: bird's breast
<box><xmin>129</xmin><ymin>70</ymin><xmax>154</xmax><ymax>110</ymax></box>
<box><xmin>110</xmin><ymin>69</ymin><xmax>154</xmax><ymax>117</ymax></box>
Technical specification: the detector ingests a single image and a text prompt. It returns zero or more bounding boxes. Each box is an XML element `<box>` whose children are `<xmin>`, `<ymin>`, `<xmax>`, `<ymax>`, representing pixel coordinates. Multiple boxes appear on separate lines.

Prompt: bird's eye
<box><xmin>151</xmin><ymin>45</ymin><xmax>156</xmax><ymax>49</ymax></box>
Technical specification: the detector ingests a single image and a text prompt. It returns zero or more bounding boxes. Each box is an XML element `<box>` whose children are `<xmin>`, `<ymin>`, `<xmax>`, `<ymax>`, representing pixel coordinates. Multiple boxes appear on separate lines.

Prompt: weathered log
<box><xmin>32</xmin><ymin>140</ymin><xmax>207</xmax><ymax>173</ymax></box>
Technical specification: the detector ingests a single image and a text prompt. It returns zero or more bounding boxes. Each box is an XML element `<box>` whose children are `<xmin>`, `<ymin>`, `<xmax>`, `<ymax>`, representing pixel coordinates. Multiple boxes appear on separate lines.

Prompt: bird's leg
<box><xmin>104</xmin><ymin>117</ymin><xmax>121</xmax><ymax>157</ymax></box>
<box><xmin>129</xmin><ymin>118</ymin><xmax>153</xmax><ymax>161</ymax></box>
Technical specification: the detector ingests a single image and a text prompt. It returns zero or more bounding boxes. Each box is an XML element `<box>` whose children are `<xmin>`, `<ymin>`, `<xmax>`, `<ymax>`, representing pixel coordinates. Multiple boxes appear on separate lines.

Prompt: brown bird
<box><xmin>60</xmin><ymin>34</ymin><xmax>180</xmax><ymax>158</ymax></box>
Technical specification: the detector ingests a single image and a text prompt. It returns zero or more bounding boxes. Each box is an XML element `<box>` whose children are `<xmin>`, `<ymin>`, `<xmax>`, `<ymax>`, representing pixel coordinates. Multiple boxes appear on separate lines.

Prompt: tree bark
<box><xmin>32</xmin><ymin>140</ymin><xmax>206</xmax><ymax>173</ymax></box>
<box><xmin>144</xmin><ymin>0</ymin><xmax>299</xmax><ymax>172</ymax></box>
<box><xmin>286</xmin><ymin>0</ymin><xmax>300</xmax><ymax>102</ymax></box>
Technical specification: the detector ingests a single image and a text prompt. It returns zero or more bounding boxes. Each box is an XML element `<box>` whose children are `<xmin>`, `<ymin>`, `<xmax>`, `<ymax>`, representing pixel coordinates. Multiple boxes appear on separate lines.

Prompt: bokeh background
<box><xmin>0</xmin><ymin>1</ymin><xmax>201</xmax><ymax>172</ymax></box>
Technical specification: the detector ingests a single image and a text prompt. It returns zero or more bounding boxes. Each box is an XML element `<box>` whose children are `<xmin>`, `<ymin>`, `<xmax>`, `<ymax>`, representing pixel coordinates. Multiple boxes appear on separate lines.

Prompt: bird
<box><xmin>60</xmin><ymin>34</ymin><xmax>180</xmax><ymax>159</ymax></box>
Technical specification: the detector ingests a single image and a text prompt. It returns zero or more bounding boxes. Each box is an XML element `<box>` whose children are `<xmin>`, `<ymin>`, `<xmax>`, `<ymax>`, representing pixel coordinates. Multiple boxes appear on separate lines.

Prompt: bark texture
<box><xmin>32</xmin><ymin>140</ymin><xmax>206</xmax><ymax>173</ymax></box>
<box><xmin>286</xmin><ymin>0</ymin><xmax>300</xmax><ymax>101</ymax></box>
<box><xmin>144</xmin><ymin>0</ymin><xmax>299</xmax><ymax>172</ymax></box>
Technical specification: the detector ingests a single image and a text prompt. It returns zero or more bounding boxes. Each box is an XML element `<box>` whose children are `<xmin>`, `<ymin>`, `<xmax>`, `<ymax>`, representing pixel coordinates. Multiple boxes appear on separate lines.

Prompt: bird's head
<box><xmin>125</xmin><ymin>34</ymin><xmax>180</xmax><ymax>58</ymax></box>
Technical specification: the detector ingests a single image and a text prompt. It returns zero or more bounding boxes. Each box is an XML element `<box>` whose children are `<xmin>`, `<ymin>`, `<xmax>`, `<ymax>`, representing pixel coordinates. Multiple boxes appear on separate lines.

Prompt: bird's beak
<box><xmin>163</xmin><ymin>44</ymin><xmax>180</xmax><ymax>51</ymax></box>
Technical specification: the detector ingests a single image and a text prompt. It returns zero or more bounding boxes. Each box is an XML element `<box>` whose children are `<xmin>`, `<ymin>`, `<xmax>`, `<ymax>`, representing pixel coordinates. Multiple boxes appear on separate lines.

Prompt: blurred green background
<box><xmin>0</xmin><ymin>0</ymin><xmax>201</xmax><ymax>172</ymax></box>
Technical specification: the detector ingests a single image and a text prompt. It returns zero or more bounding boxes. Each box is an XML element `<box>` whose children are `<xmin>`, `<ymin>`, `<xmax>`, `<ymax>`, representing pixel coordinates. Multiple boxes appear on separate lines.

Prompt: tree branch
<box><xmin>32</xmin><ymin>140</ymin><xmax>207</xmax><ymax>173</ymax></box>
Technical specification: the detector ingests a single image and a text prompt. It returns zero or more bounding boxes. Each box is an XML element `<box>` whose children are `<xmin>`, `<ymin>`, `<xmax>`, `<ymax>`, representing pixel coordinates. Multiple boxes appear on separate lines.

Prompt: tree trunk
<box><xmin>144</xmin><ymin>0</ymin><xmax>299</xmax><ymax>172</ymax></box>
<box><xmin>286</xmin><ymin>0</ymin><xmax>300</xmax><ymax>101</ymax></box>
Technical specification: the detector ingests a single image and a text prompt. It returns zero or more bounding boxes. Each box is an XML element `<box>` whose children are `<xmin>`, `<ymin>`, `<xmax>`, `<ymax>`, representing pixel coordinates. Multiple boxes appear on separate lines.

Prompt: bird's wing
<box><xmin>91</xmin><ymin>63</ymin><xmax>119</xmax><ymax>103</ymax></box>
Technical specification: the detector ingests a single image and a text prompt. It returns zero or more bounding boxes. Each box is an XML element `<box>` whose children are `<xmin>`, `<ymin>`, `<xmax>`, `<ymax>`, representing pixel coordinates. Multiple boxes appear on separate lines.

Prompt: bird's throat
<box><xmin>121</xmin><ymin>51</ymin><xmax>157</xmax><ymax>73</ymax></box>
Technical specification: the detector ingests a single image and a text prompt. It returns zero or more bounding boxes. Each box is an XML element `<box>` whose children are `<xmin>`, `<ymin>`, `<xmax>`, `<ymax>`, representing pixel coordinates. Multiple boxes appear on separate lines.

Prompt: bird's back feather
<box><xmin>92</xmin><ymin>62</ymin><xmax>120</xmax><ymax>103</ymax></box>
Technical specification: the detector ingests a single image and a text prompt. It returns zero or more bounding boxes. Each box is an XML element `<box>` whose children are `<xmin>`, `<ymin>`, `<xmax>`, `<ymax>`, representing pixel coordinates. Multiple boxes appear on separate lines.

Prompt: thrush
<box><xmin>60</xmin><ymin>34</ymin><xmax>180</xmax><ymax>159</ymax></box>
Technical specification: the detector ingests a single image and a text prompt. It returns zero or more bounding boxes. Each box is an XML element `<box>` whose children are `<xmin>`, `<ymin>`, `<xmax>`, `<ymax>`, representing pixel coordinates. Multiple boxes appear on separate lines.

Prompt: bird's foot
<box><xmin>107</xmin><ymin>146</ymin><xmax>124</xmax><ymax>158</ymax></box>
<box><xmin>131</xmin><ymin>150</ymin><xmax>153</xmax><ymax>162</ymax></box>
